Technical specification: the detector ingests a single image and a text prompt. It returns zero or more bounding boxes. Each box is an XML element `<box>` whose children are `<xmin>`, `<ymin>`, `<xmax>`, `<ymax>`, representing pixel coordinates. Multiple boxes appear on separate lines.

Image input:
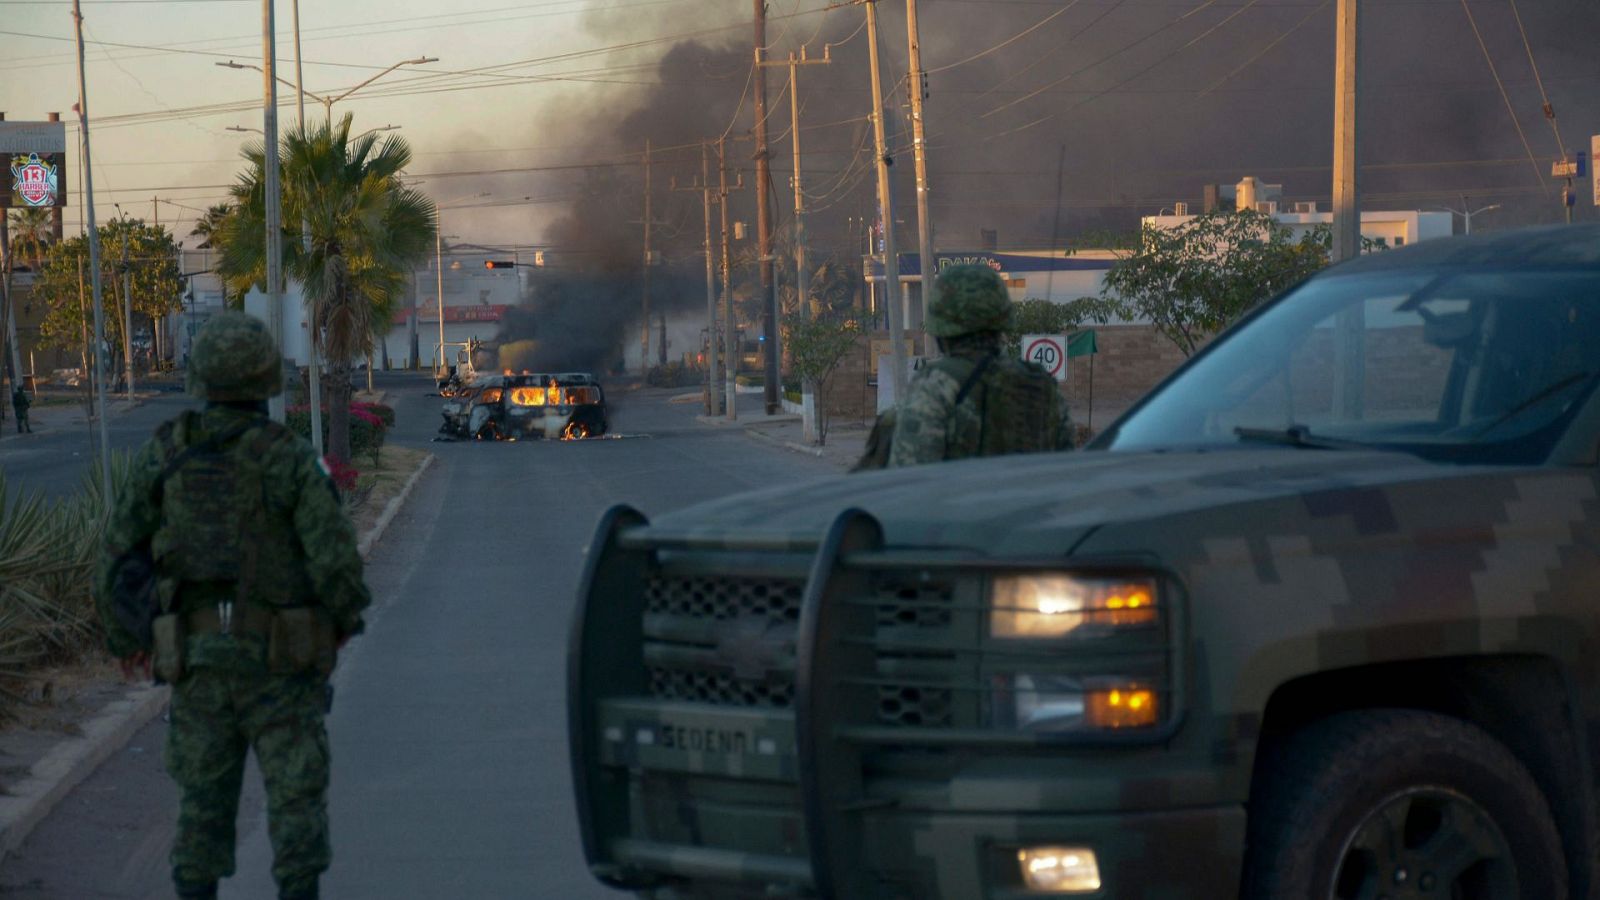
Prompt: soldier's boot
<box><xmin>174</xmin><ymin>879</ymin><xmax>218</xmax><ymax>899</ymax></box>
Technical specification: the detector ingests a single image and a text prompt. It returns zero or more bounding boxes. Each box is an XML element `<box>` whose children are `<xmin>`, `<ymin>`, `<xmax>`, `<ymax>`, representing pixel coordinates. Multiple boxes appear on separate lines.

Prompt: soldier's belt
<box><xmin>183</xmin><ymin>603</ymin><xmax>274</xmax><ymax>637</ymax></box>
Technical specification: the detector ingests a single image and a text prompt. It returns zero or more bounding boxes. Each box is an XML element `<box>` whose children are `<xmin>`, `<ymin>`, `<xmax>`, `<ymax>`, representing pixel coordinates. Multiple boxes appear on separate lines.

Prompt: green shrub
<box><xmin>646</xmin><ymin>361</ymin><xmax>706</xmax><ymax>388</ymax></box>
<box><xmin>287</xmin><ymin>405</ymin><xmax>388</xmax><ymax>466</ymax></box>
<box><xmin>0</xmin><ymin>456</ymin><xmax>124</xmax><ymax>707</ymax></box>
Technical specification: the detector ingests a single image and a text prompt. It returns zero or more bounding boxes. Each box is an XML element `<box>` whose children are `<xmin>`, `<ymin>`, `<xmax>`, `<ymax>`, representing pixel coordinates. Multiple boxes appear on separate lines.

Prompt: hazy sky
<box><xmin>0</xmin><ymin>0</ymin><xmax>727</xmax><ymax>244</ymax></box>
<box><xmin>4</xmin><ymin>0</ymin><xmax>1598</xmax><ymax>255</ymax></box>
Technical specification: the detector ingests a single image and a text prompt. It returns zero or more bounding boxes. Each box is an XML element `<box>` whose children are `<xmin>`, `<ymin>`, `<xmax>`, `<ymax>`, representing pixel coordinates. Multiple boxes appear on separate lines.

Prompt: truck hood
<box><xmin>638</xmin><ymin>447</ymin><xmax>1504</xmax><ymax>557</ymax></box>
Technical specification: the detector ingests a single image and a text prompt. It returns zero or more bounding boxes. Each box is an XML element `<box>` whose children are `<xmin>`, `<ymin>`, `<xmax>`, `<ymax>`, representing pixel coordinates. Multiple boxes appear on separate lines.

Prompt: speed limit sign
<box><xmin>1021</xmin><ymin>334</ymin><xmax>1068</xmax><ymax>382</ymax></box>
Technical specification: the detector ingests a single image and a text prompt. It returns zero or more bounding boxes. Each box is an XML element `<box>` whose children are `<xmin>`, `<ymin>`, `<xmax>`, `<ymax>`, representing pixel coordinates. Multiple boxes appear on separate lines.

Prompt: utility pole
<box><xmin>757</xmin><ymin>44</ymin><xmax>831</xmax><ymax>440</ymax></box>
<box><xmin>0</xmin><ymin>113</ymin><xmax>18</xmax><ymax>397</ymax></box>
<box><xmin>262</xmin><ymin>0</ymin><xmax>286</xmax><ymax>424</ymax></box>
<box><xmin>1329</xmin><ymin>0</ymin><xmax>1362</xmax><ymax>422</ymax></box>
<box><xmin>291</xmin><ymin>0</ymin><xmax>322</xmax><ymax>453</ymax></box>
<box><xmin>641</xmin><ymin>139</ymin><xmax>653</xmax><ymax>373</ymax></box>
<box><xmin>752</xmin><ymin>0</ymin><xmax>779</xmax><ymax>414</ymax></box>
<box><xmin>73</xmin><ymin>0</ymin><xmax>114</xmax><ymax>495</ymax></box>
<box><xmin>718</xmin><ymin>137</ymin><xmax>746</xmax><ymax>420</ymax></box>
<box><xmin>116</xmin><ymin>211</ymin><xmax>133</xmax><ymax>400</ymax></box>
<box><xmin>865</xmin><ymin>0</ymin><xmax>909</xmax><ymax>406</ymax></box>
<box><xmin>47</xmin><ymin>112</ymin><xmax>64</xmax><ymax>241</ymax></box>
<box><xmin>904</xmin><ymin>0</ymin><xmax>936</xmax><ymax>356</ymax></box>
<box><xmin>672</xmin><ymin>143</ymin><xmax>723</xmax><ymax>415</ymax></box>
<box><xmin>1330</xmin><ymin>0</ymin><xmax>1359</xmax><ymax>265</ymax></box>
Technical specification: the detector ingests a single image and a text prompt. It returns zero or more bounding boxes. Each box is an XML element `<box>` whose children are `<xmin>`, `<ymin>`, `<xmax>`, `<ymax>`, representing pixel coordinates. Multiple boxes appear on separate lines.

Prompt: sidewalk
<box><xmin>682</xmin><ymin>390</ymin><xmax>870</xmax><ymax>471</ymax></box>
<box><xmin>1</xmin><ymin>391</ymin><xmax>164</xmax><ymax>439</ymax></box>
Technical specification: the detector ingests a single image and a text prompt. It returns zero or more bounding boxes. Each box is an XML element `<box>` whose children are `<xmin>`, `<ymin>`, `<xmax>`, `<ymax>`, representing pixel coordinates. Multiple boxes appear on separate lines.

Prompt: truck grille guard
<box><xmin>570</xmin><ymin>506</ymin><xmax>1181</xmax><ymax>898</ymax></box>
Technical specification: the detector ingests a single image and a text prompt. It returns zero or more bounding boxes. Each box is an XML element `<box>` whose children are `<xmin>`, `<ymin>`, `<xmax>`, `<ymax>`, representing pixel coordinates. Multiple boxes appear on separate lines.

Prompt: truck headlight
<box><xmin>990</xmin><ymin>574</ymin><xmax>1158</xmax><ymax>639</ymax></box>
<box><xmin>996</xmin><ymin>675</ymin><xmax>1161</xmax><ymax>732</ymax></box>
<box><xmin>1017</xmin><ymin>846</ymin><xmax>1101</xmax><ymax>893</ymax></box>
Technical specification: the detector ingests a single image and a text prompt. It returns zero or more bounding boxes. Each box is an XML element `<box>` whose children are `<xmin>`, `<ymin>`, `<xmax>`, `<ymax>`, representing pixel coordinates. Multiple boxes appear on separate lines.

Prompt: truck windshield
<box><xmin>1100</xmin><ymin>269</ymin><xmax>1600</xmax><ymax>465</ymax></box>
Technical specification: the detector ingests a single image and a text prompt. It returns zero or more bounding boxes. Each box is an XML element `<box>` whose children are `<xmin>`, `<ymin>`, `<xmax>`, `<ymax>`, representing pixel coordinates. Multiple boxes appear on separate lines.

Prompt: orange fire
<box><xmin>562</xmin><ymin>421</ymin><xmax>590</xmax><ymax>441</ymax></box>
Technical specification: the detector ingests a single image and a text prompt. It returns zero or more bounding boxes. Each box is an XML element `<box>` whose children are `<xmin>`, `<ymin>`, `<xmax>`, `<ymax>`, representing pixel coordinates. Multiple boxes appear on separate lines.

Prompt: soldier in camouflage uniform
<box><xmin>887</xmin><ymin>264</ymin><xmax>1073</xmax><ymax>467</ymax></box>
<box><xmin>96</xmin><ymin>311</ymin><xmax>370</xmax><ymax>900</ymax></box>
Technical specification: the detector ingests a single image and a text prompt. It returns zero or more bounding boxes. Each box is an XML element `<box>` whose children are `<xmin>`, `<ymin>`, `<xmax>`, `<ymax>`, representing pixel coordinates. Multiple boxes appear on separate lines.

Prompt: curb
<box><xmin>0</xmin><ymin>452</ymin><xmax>434</xmax><ymax>861</ymax></box>
<box><xmin>0</xmin><ymin>684</ymin><xmax>170</xmax><ymax>859</ymax></box>
<box><xmin>358</xmin><ymin>452</ymin><xmax>434</xmax><ymax>559</ymax></box>
<box><xmin>743</xmin><ymin>426</ymin><xmax>825</xmax><ymax>458</ymax></box>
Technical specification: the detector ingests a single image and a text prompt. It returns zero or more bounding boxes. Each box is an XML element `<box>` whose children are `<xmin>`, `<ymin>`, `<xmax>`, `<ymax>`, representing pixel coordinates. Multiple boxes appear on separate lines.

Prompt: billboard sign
<box><xmin>0</xmin><ymin>121</ymin><xmax>68</xmax><ymax>209</ymax></box>
<box><xmin>1593</xmin><ymin>135</ymin><xmax>1600</xmax><ymax>206</ymax></box>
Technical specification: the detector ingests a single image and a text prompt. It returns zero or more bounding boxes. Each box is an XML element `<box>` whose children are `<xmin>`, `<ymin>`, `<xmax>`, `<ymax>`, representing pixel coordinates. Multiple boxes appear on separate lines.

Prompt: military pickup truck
<box><xmin>570</xmin><ymin>225</ymin><xmax>1600</xmax><ymax>899</ymax></box>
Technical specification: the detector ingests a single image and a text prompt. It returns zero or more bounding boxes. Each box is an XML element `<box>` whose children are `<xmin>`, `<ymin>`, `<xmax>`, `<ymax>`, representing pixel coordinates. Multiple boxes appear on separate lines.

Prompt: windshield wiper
<box><xmin>1233</xmin><ymin>425</ymin><xmax>1369</xmax><ymax>450</ymax></box>
<box><xmin>1474</xmin><ymin>371</ymin><xmax>1594</xmax><ymax>438</ymax></box>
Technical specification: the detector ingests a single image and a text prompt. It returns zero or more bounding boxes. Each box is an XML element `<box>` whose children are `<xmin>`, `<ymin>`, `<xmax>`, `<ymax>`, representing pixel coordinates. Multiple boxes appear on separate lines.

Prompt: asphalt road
<box><xmin>0</xmin><ymin>371</ymin><xmax>833</xmax><ymax>899</ymax></box>
<box><xmin>0</xmin><ymin>385</ymin><xmax>198</xmax><ymax>499</ymax></box>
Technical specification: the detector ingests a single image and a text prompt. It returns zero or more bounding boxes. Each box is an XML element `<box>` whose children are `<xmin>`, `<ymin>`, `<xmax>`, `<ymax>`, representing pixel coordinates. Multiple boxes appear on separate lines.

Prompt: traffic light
<box><xmin>485</xmin><ymin>260</ymin><xmax>516</xmax><ymax>269</ymax></box>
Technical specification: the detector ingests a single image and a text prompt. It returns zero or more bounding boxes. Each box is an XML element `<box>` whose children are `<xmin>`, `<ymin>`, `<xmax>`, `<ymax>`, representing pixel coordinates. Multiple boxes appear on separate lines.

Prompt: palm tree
<box><xmin>188</xmin><ymin>203</ymin><xmax>233</xmax><ymax>250</ymax></box>
<box><xmin>216</xmin><ymin>114</ymin><xmax>435</xmax><ymax>462</ymax></box>
<box><xmin>7</xmin><ymin>208</ymin><xmax>53</xmax><ymax>273</ymax></box>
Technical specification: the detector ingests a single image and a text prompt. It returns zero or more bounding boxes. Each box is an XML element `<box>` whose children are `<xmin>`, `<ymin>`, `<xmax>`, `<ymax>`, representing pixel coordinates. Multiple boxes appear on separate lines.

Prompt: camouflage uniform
<box><xmin>12</xmin><ymin>385</ymin><xmax>31</xmax><ymax>433</ymax></box>
<box><xmin>888</xmin><ymin>265</ymin><xmax>1072</xmax><ymax>467</ymax></box>
<box><xmin>96</xmin><ymin>311</ymin><xmax>369</xmax><ymax>900</ymax></box>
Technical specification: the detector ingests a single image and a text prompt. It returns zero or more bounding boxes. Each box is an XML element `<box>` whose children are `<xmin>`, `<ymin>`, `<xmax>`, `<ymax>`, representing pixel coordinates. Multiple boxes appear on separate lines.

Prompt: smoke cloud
<box><xmin>481</xmin><ymin>0</ymin><xmax>1600</xmax><ymax>370</ymax></box>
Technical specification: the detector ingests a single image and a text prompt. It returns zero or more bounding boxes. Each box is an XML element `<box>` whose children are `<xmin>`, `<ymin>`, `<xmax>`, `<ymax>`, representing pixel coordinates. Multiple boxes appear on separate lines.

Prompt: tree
<box><xmin>1099</xmin><ymin>209</ymin><xmax>1331</xmax><ymax>356</ymax></box>
<box><xmin>215</xmin><ymin>114</ymin><xmax>435</xmax><ymax>463</ymax></box>
<box><xmin>188</xmin><ymin>203</ymin><xmax>233</xmax><ymax>251</ymax></box>
<box><xmin>782</xmin><ymin>311</ymin><xmax>861</xmax><ymax>444</ymax></box>
<box><xmin>32</xmin><ymin>219</ymin><xmax>181</xmax><ymax>376</ymax></box>
<box><xmin>7</xmin><ymin>208</ymin><xmax>54</xmax><ymax>272</ymax></box>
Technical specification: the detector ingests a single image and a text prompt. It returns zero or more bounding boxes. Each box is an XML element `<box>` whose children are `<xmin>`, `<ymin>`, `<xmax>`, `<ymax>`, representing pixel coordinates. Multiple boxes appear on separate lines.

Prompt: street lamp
<box><xmin>356</xmin><ymin>124</ymin><xmax>401</xmax><ymax>139</ymax></box>
<box><xmin>1432</xmin><ymin>198</ymin><xmax>1501</xmax><ymax>235</ymax></box>
<box><xmin>215</xmin><ymin>56</ymin><xmax>436</xmax><ymax>125</ymax></box>
<box><xmin>430</xmin><ymin>192</ymin><xmax>491</xmax><ymax>374</ymax></box>
<box><xmin>226</xmin><ymin>125</ymin><xmax>263</xmax><ymax>135</ymax></box>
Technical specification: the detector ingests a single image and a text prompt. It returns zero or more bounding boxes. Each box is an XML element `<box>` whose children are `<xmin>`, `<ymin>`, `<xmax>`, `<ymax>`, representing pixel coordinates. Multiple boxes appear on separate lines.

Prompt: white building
<box><xmin>1141</xmin><ymin>176</ymin><xmax>1454</xmax><ymax>249</ymax></box>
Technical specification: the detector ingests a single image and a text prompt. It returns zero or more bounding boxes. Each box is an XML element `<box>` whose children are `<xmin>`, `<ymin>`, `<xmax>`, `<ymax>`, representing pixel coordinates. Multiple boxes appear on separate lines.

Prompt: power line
<box><xmin>1458</xmin><ymin>0</ymin><xmax>1547</xmax><ymax>190</ymax></box>
<box><xmin>1199</xmin><ymin>0</ymin><xmax>1329</xmax><ymax>96</ymax></box>
<box><xmin>1506</xmin><ymin>0</ymin><xmax>1564</xmax><ymax>154</ymax></box>
<box><xmin>984</xmin><ymin>0</ymin><xmax>1269</xmax><ymax>139</ymax></box>
<box><xmin>924</xmin><ymin>0</ymin><xmax>1081</xmax><ymax>75</ymax></box>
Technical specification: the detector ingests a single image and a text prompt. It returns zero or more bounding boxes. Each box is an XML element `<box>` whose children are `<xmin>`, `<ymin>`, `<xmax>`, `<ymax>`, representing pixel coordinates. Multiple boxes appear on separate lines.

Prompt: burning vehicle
<box><xmin>440</xmin><ymin>372</ymin><xmax>608</xmax><ymax>441</ymax></box>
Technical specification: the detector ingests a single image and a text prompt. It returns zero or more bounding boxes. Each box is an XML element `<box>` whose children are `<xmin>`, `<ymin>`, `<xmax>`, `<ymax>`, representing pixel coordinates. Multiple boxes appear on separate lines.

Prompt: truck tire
<box><xmin>1242</xmin><ymin>709</ymin><xmax>1565</xmax><ymax>900</ymax></box>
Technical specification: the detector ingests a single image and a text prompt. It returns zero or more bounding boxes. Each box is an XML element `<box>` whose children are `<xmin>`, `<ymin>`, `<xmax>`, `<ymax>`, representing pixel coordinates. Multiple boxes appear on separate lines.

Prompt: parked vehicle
<box><xmin>570</xmin><ymin>225</ymin><xmax>1600</xmax><ymax>898</ymax></box>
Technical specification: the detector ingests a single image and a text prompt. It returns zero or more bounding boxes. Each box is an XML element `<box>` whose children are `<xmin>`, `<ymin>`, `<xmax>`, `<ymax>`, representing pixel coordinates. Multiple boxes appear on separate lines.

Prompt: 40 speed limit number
<box><xmin>1021</xmin><ymin>334</ymin><xmax>1068</xmax><ymax>382</ymax></box>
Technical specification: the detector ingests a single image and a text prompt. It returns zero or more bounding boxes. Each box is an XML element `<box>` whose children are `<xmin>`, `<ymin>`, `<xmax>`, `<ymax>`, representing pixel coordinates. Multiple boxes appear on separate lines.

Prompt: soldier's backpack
<box><xmin>850</xmin><ymin>356</ymin><xmax>993</xmax><ymax>471</ymax></box>
<box><xmin>105</xmin><ymin>415</ymin><xmax>256</xmax><ymax>650</ymax></box>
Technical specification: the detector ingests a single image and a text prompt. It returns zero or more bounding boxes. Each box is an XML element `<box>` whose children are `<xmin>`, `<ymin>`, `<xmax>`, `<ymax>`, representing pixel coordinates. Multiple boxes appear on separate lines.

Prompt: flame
<box><xmin>562</xmin><ymin>421</ymin><xmax>590</xmax><ymax>441</ymax></box>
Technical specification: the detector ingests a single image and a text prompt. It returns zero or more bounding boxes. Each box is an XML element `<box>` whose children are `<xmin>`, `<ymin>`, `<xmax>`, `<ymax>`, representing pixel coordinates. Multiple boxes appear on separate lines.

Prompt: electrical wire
<box><xmin>1459</xmin><ymin>0</ymin><xmax>1547</xmax><ymax>189</ymax></box>
<box><xmin>984</xmin><ymin>0</ymin><xmax>1269</xmax><ymax>139</ymax></box>
<box><xmin>1198</xmin><ymin>0</ymin><xmax>1329</xmax><ymax>96</ymax></box>
<box><xmin>1506</xmin><ymin>0</ymin><xmax>1564</xmax><ymax>154</ymax></box>
<box><xmin>924</xmin><ymin>0</ymin><xmax>1081</xmax><ymax>75</ymax></box>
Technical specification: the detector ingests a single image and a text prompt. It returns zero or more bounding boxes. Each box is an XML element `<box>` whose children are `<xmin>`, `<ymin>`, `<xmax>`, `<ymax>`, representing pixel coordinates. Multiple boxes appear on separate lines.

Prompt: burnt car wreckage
<box><xmin>439</xmin><ymin>372</ymin><xmax>608</xmax><ymax>441</ymax></box>
<box><xmin>570</xmin><ymin>225</ymin><xmax>1600</xmax><ymax>898</ymax></box>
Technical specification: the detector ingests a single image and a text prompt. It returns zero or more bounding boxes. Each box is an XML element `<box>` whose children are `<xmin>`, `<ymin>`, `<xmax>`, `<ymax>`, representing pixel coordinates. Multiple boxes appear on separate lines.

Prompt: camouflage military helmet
<box><xmin>186</xmin><ymin>310</ymin><xmax>282</xmax><ymax>401</ymax></box>
<box><xmin>926</xmin><ymin>264</ymin><xmax>1013</xmax><ymax>337</ymax></box>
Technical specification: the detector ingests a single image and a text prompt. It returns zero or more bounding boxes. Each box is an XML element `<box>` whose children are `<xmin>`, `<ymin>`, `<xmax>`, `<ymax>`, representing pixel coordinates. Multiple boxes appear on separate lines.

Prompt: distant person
<box><xmin>12</xmin><ymin>383</ymin><xmax>32</xmax><ymax>433</ymax></box>
<box><xmin>97</xmin><ymin>311</ymin><xmax>370</xmax><ymax>900</ymax></box>
<box><xmin>887</xmin><ymin>264</ymin><xmax>1073</xmax><ymax>467</ymax></box>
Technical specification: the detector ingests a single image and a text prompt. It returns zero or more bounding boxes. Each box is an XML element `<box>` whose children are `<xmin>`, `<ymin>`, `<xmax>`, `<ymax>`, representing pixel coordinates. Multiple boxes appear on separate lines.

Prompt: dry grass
<box><xmin>0</xmin><ymin>460</ymin><xmax>117</xmax><ymax>712</ymax></box>
<box><xmin>345</xmin><ymin>446</ymin><xmax>431</xmax><ymax>539</ymax></box>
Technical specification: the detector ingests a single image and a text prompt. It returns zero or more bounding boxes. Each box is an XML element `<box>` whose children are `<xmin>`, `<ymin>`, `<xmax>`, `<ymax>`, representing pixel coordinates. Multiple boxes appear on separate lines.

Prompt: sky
<box><xmin>0</xmin><ymin>0</ymin><xmax>703</xmax><ymax>244</ymax></box>
<box><xmin>3</xmin><ymin>0</ymin><xmax>1599</xmax><ymax>258</ymax></box>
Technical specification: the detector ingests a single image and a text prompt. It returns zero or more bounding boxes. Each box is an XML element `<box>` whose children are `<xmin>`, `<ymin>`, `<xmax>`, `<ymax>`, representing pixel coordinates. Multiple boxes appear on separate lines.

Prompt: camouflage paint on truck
<box><xmin>570</xmin><ymin>226</ymin><xmax>1600</xmax><ymax>898</ymax></box>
